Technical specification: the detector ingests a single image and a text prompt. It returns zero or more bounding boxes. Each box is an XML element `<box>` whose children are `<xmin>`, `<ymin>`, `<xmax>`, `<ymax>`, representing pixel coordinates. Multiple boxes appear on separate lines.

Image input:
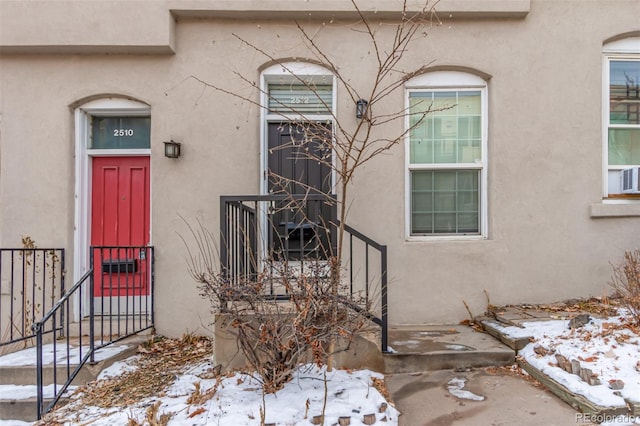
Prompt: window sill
<box><xmin>406</xmin><ymin>235</ymin><xmax>487</xmax><ymax>242</ymax></box>
<box><xmin>590</xmin><ymin>200</ymin><xmax>640</xmax><ymax>218</ymax></box>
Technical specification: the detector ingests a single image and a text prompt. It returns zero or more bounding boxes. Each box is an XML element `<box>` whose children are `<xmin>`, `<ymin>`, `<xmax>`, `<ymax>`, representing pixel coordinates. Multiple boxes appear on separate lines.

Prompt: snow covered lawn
<box><xmin>486</xmin><ymin>309</ymin><xmax>640</xmax><ymax>424</ymax></box>
<box><xmin>0</xmin><ymin>335</ymin><xmax>398</xmax><ymax>426</ymax></box>
<box><xmin>38</xmin><ymin>362</ymin><xmax>396</xmax><ymax>425</ymax></box>
<box><xmin>3</xmin><ymin>304</ymin><xmax>638</xmax><ymax>425</ymax></box>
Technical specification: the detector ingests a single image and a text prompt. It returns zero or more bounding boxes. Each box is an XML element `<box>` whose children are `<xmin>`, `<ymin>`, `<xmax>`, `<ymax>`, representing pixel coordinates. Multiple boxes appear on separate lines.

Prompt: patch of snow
<box><xmin>31</xmin><ymin>362</ymin><xmax>398</xmax><ymax>426</ymax></box>
<box><xmin>417</xmin><ymin>331</ymin><xmax>446</xmax><ymax>336</ymax></box>
<box><xmin>0</xmin><ymin>384</ymin><xmax>77</xmax><ymax>400</ymax></box>
<box><xmin>0</xmin><ymin>421</ymin><xmax>33</xmax><ymax>426</ymax></box>
<box><xmin>392</xmin><ymin>339</ymin><xmax>420</xmax><ymax>347</ymax></box>
<box><xmin>517</xmin><ymin>313</ymin><xmax>640</xmax><ymax>408</ymax></box>
<box><xmin>444</xmin><ymin>344</ymin><xmax>471</xmax><ymax>351</ymax></box>
<box><xmin>447</xmin><ymin>377</ymin><xmax>485</xmax><ymax>401</ymax></box>
<box><xmin>97</xmin><ymin>355</ymin><xmax>141</xmax><ymax>380</ymax></box>
<box><xmin>0</xmin><ymin>343</ymin><xmax>129</xmax><ymax>367</ymax></box>
<box><xmin>486</xmin><ymin>319</ymin><xmax>567</xmax><ymax>339</ymax></box>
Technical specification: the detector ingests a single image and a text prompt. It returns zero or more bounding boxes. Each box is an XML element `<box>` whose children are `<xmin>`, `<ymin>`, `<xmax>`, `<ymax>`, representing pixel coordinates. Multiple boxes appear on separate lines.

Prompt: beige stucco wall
<box><xmin>1</xmin><ymin>0</ymin><xmax>639</xmax><ymax>337</ymax></box>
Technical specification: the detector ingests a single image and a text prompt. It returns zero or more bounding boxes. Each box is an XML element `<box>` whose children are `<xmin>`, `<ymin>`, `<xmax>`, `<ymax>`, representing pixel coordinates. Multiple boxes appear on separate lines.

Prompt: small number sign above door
<box><xmin>90</xmin><ymin>116</ymin><xmax>150</xmax><ymax>149</ymax></box>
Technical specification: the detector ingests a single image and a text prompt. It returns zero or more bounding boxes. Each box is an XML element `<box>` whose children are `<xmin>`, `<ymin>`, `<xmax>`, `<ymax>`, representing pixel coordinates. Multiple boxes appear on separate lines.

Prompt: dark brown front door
<box><xmin>267</xmin><ymin>122</ymin><xmax>334</xmax><ymax>259</ymax></box>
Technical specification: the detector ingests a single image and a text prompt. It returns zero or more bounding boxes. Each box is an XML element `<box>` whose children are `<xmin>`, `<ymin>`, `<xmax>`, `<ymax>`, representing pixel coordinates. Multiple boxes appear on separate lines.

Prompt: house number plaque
<box><xmin>91</xmin><ymin>116</ymin><xmax>150</xmax><ymax>149</ymax></box>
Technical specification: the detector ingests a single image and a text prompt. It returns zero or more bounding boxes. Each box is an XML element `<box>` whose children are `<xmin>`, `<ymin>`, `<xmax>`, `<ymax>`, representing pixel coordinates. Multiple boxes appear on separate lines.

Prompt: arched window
<box><xmin>259</xmin><ymin>62</ymin><xmax>336</xmax><ymax>194</ymax></box>
<box><xmin>405</xmin><ymin>71</ymin><xmax>488</xmax><ymax>238</ymax></box>
<box><xmin>261</xmin><ymin>62</ymin><xmax>335</xmax><ymax>117</ymax></box>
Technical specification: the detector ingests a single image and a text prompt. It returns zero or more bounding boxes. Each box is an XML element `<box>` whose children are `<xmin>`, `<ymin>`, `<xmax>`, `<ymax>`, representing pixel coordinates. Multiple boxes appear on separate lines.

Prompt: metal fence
<box><xmin>0</xmin><ymin>248</ymin><xmax>65</xmax><ymax>349</ymax></box>
<box><xmin>33</xmin><ymin>245</ymin><xmax>154</xmax><ymax>419</ymax></box>
<box><xmin>220</xmin><ymin>195</ymin><xmax>388</xmax><ymax>351</ymax></box>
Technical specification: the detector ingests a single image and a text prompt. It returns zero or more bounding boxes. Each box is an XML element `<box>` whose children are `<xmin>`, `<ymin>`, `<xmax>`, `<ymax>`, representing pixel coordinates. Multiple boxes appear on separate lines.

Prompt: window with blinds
<box><xmin>268</xmin><ymin>84</ymin><xmax>332</xmax><ymax>115</ymax></box>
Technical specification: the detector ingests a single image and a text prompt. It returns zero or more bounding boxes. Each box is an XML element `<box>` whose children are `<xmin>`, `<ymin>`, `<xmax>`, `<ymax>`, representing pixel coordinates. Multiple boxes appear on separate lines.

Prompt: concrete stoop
<box><xmin>214</xmin><ymin>319</ymin><xmax>516</xmax><ymax>375</ymax></box>
<box><xmin>1</xmin><ymin>397</ymin><xmax>61</xmax><ymax>423</ymax></box>
<box><xmin>0</xmin><ymin>335</ymin><xmax>148</xmax><ymax>422</ymax></box>
<box><xmin>383</xmin><ymin>325</ymin><xmax>516</xmax><ymax>374</ymax></box>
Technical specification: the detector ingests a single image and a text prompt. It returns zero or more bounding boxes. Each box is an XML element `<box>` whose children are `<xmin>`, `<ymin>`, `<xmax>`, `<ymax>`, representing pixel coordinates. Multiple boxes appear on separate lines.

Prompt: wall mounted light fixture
<box><xmin>163</xmin><ymin>140</ymin><xmax>181</xmax><ymax>159</ymax></box>
<box><xmin>356</xmin><ymin>99</ymin><xmax>369</xmax><ymax>119</ymax></box>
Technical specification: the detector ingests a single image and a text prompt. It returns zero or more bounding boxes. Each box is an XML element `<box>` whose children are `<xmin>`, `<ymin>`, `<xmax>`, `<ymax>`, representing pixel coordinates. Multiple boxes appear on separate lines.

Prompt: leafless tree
<box><xmin>185</xmin><ymin>0</ymin><xmax>446</xmax><ymax>390</ymax></box>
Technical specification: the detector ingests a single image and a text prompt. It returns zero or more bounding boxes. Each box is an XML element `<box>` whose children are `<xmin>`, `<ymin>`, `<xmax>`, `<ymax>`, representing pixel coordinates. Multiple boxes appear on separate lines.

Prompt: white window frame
<box><xmin>405</xmin><ymin>71</ymin><xmax>488</xmax><ymax>240</ymax></box>
<box><xmin>259</xmin><ymin>62</ymin><xmax>337</xmax><ymax>195</ymax></box>
<box><xmin>73</xmin><ymin>97</ymin><xmax>151</xmax><ymax>319</ymax></box>
<box><xmin>257</xmin><ymin>63</ymin><xmax>337</xmax><ymax>266</ymax></box>
<box><xmin>602</xmin><ymin>37</ymin><xmax>640</xmax><ymax>199</ymax></box>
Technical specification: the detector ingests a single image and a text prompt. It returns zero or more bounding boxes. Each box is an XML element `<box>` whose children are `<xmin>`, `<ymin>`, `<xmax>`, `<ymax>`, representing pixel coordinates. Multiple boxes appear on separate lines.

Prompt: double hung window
<box><xmin>604</xmin><ymin>38</ymin><xmax>640</xmax><ymax>196</ymax></box>
<box><xmin>406</xmin><ymin>72</ymin><xmax>487</xmax><ymax>237</ymax></box>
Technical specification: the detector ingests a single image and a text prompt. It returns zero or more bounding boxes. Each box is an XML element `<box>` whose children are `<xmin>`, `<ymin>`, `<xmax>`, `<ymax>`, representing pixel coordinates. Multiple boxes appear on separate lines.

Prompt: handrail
<box><xmin>341</xmin><ymin>222</ymin><xmax>388</xmax><ymax>352</ymax></box>
<box><xmin>341</xmin><ymin>223</ymin><xmax>386</xmax><ymax>252</ymax></box>
<box><xmin>33</xmin><ymin>269</ymin><xmax>93</xmax><ymax>418</ymax></box>
<box><xmin>33</xmin><ymin>245</ymin><xmax>155</xmax><ymax>419</ymax></box>
<box><xmin>221</xmin><ymin>195</ymin><xmax>388</xmax><ymax>352</ymax></box>
<box><xmin>221</xmin><ymin>194</ymin><xmax>332</xmax><ymax>202</ymax></box>
<box><xmin>36</xmin><ymin>269</ymin><xmax>91</xmax><ymax>326</ymax></box>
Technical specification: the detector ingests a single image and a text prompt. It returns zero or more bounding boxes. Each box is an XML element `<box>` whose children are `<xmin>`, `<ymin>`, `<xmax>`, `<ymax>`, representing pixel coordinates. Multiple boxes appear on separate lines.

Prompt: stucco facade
<box><xmin>1</xmin><ymin>0</ymin><xmax>639</xmax><ymax>339</ymax></box>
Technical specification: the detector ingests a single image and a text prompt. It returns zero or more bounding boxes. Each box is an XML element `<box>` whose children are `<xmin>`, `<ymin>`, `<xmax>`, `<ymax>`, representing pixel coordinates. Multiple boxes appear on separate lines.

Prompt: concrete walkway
<box><xmin>386</xmin><ymin>368</ymin><xmax>596</xmax><ymax>426</ymax></box>
<box><xmin>385</xmin><ymin>325</ymin><xmax>515</xmax><ymax>373</ymax></box>
<box><xmin>383</xmin><ymin>306</ymin><xmax>609</xmax><ymax>426</ymax></box>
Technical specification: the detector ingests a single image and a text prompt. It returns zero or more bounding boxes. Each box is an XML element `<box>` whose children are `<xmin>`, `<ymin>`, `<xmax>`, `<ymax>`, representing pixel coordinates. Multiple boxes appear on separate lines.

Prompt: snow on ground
<box><xmin>0</xmin><ymin>384</ymin><xmax>77</xmax><ymax>400</ymax></box>
<box><xmin>0</xmin><ymin>343</ymin><xmax>129</xmax><ymax>367</ymax></box>
<box><xmin>446</xmin><ymin>377</ymin><xmax>484</xmax><ymax>401</ymax></box>
<box><xmin>41</xmin><ymin>362</ymin><xmax>398</xmax><ymax>426</ymax></box>
<box><xmin>96</xmin><ymin>355</ymin><xmax>141</xmax><ymax>379</ymax></box>
<box><xmin>3</xmin><ymin>309</ymin><xmax>639</xmax><ymax>425</ymax></box>
<box><xmin>488</xmin><ymin>311</ymin><xmax>640</xmax><ymax>409</ymax></box>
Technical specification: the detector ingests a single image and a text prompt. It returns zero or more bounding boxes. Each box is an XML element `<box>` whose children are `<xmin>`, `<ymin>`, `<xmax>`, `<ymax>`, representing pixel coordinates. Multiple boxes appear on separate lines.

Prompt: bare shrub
<box><xmin>181</xmin><ymin>0</ymin><xmax>440</xmax><ymax>390</ymax></box>
<box><xmin>182</xmin><ymin>216</ymin><xmax>367</xmax><ymax>392</ymax></box>
<box><xmin>610</xmin><ymin>249</ymin><xmax>640</xmax><ymax>325</ymax></box>
<box><xmin>187</xmin><ymin>235</ymin><xmax>365</xmax><ymax>392</ymax></box>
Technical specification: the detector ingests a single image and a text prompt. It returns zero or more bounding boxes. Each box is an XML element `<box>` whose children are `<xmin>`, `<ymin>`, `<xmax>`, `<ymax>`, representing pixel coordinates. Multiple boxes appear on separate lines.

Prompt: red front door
<box><xmin>91</xmin><ymin>156</ymin><xmax>150</xmax><ymax>297</ymax></box>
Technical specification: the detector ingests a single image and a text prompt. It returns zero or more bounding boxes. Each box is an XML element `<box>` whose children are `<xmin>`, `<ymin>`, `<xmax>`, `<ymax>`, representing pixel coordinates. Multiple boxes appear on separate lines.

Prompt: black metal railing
<box><xmin>221</xmin><ymin>195</ymin><xmax>388</xmax><ymax>352</ymax></box>
<box><xmin>0</xmin><ymin>248</ymin><xmax>65</xmax><ymax>349</ymax></box>
<box><xmin>343</xmin><ymin>223</ymin><xmax>388</xmax><ymax>353</ymax></box>
<box><xmin>32</xmin><ymin>245</ymin><xmax>154</xmax><ymax>419</ymax></box>
<box><xmin>221</xmin><ymin>194</ymin><xmax>337</xmax><ymax>281</ymax></box>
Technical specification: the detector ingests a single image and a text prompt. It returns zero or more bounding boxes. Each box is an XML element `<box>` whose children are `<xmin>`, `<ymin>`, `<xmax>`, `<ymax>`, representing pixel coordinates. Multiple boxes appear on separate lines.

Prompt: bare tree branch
<box><xmin>183</xmin><ymin>0</ymin><xmax>444</xmax><ymax>387</ymax></box>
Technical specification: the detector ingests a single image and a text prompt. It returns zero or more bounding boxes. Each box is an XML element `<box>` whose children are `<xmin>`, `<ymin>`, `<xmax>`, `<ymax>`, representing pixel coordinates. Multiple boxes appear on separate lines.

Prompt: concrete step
<box><xmin>1</xmin><ymin>397</ymin><xmax>48</xmax><ymax>422</ymax></box>
<box><xmin>0</xmin><ymin>337</ymin><xmax>142</xmax><ymax>386</ymax></box>
<box><xmin>383</xmin><ymin>325</ymin><xmax>515</xmax><ymax>374</ymax></box>
<box><xmin>0</xmin><ymin>317</ymin><xmax>152</xmax><ymax>358</ymax></box>
<box><xmin>0</xmin><ymin>394</ymin><xmax>67</xmax><ymax>422</ymax></box>
<box><xmin>68</xmin><ymin>316</ymin><xmax>153</xmax><ymax>339</ymax></box>
<box><xmin>0</xmin><ymin>335</ymin><xmax>148</xmax><ymax>422</ymax></box>
<box><xmin>2</xmin><ymin>364</ymin><xmax>96</xmax><ymax>387</ymax></box>
<box><xmin>480</xmin><ymin>317</ymin><xmax>532</xmax><ymax>351</ymax></box>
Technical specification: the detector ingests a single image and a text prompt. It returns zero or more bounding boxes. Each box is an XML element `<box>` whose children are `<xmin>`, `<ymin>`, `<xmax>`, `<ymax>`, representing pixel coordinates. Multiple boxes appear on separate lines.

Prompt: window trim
<box><xmin>73</xmin><ymin>97</ymin><xmax>151</xmax><ymax>320</ymax></box>
<box><xmin>602</xmin><ymin>37</ymin><xmax>640</xmax><ymax>198</ymax></box>
<box><xmin>405</xmin><ymin>71</ymin><xmax>488</xmax><ymax>240</ymax></box>
<box><xmin>259</xmin><ymin>62</ymin><xmax>337</xmax><ymax>196</ymax></box>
